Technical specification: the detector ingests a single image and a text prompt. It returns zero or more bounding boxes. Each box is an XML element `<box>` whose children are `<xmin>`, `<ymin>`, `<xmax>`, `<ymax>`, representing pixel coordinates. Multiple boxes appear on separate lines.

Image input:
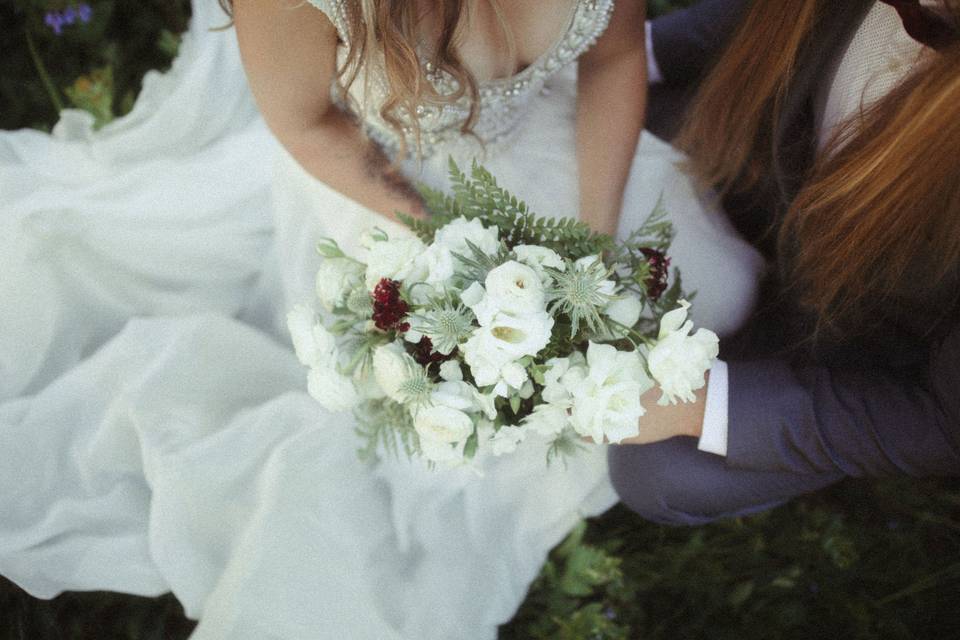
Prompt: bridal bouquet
<box><xmin>288</xmin><ymin>161</ymin><xmax>718</xmax><ymax>466</ymax></box>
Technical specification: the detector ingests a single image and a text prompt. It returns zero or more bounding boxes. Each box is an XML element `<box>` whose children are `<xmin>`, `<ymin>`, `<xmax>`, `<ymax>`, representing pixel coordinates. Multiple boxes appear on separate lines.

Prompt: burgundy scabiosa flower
<box><xmin>640</xmin><ymin>248</ymin><xmax>670</xmax><ymax>301</ymax></box>
<box><xmin>371</xmin><ymin>278</ymin><xmax>410</xmax><ymax>332</ymax></box>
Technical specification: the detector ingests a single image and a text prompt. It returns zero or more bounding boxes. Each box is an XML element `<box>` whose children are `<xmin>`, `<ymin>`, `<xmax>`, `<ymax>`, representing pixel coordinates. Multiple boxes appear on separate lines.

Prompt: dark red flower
<box><xmin>639</xmin><ymin>248</ymin><xmax>670</xmax><ymax>301</ymax></box>
<box><xmin>372</xmin><ymin>278</ymin><xmax>410</xmax><ymax>332</ymax></box>
<box><xmin>411</xmin><ymin>336</ymin><xmax>453</xmax><ymax>367</ymax></box>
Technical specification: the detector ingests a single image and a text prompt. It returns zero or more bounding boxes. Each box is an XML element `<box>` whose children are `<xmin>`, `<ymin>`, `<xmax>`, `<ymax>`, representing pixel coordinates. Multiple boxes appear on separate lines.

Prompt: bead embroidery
<box><xmin>308</xmin><ymin>0</ymin><xmax>615</xmax><ymax>159</ymax></box>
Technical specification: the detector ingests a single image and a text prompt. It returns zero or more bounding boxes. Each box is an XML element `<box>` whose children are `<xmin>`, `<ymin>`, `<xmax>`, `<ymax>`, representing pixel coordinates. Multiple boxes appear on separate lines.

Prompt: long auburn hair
<box><xmin>220</xmin><ymin>0</ymin><xmax>513</xmax><ymax>155</ymax></box>
<box><xmin>676</xmin><ymin>0</ymin><xmax>960</xmax><ymax>337</ymax></box>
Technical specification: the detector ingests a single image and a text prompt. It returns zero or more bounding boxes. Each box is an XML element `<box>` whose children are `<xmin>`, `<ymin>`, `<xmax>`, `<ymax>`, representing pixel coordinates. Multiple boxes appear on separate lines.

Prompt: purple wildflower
<box><xmin>44</xmin><ymin>11</ymin><xmax>65</xmax><ymax>35</ymax></box>
<box><xmin>78</xmin><ymin>3</ymin><xmax>93</xmax><ymax>23</ymax></box>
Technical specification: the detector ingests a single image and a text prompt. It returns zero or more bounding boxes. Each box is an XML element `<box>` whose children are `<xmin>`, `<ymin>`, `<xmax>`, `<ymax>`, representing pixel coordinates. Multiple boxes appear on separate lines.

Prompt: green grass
<box><xmin>4</xmin><ymin>1</ymin><xmax>959</xmax><ymax>639</ymax></box>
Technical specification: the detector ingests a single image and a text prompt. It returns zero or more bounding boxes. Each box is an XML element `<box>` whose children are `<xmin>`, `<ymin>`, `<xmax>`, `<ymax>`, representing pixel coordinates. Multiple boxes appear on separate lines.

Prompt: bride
<box><xmin>0</xmin><ymin>0</ymin><xmax>761</xmax><ymax>638</ymax></box>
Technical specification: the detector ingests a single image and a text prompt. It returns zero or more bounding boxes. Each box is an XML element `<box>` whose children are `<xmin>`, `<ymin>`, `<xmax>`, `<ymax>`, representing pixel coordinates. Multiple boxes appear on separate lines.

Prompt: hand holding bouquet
<box><xmin>288</xmin><ymin>160</ymin><xmax>718</xmax><ymax>466</ymax></box>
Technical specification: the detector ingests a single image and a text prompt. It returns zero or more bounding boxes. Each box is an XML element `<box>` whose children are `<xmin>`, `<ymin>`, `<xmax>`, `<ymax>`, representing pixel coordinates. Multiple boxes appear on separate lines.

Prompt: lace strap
<box><xmin>305</xmin><ymin>0</ymin><xmax>351</xmax><ymax>44</ymax></box>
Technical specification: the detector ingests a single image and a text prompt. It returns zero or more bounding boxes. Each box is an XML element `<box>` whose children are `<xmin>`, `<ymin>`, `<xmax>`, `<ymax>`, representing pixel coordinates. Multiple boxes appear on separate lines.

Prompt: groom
<box><xmin>609</xmin><ymin>0</ymin><xmax>960</xmax><ymax>525</ymax></box>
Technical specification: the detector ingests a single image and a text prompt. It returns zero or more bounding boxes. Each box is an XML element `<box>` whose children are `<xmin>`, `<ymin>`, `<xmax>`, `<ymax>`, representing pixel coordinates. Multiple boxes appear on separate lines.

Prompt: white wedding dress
<box><xmin>0</xmin><ymin>1</ymin><xmax>763</xmax><ymax>638</ymax></box>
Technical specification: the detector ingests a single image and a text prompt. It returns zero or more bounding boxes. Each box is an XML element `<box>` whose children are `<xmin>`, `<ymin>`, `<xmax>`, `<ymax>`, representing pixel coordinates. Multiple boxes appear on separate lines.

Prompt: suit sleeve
<box><xmin>649</xmin><ymin>0</ymin><xmax>749</xmax><ymax>86</ymax></box>
<box><xmin>724</xmin><ymin>324</ymin><xmax>960</xmax><ymax>478</ymax></box>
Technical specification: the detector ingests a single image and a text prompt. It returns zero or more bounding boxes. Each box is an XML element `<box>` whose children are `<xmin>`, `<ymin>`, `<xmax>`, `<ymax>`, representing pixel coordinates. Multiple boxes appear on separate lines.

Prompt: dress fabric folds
<box><xmin>0</xmin><ymin>1</ymin><xmax>763</xmax><ymax>638</ymax></box>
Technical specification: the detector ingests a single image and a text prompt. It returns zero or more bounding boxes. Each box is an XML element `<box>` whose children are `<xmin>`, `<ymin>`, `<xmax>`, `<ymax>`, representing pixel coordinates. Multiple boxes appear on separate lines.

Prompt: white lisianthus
<box><xmin>513</xmin><ymin>245</ymin><xmax>565</xmax><ymax>281</ymax></box>
<box><xmin>566</xmin><ymin>342</ymin><xmax>653</xmax><ymax>444</ymax></box>
<box><xmin>372</xmin><ymin>342</ymin><xmax>417</xmax><ymax>403</ymax></box>
<box><xmin>434</xmin><ymin>216</ymin><xmax>500</xmax><ymax>257</ymax></box>
<box><xmin>315</xmin><ymin>258</ymin><xmax>364</xmax><ymax>311</ymax></box>
<box><xmin>489</xmin><ymin>425</ymin><xmax>526</xmax><ymax>456</ymax></box>
<box><xmin>462</xmin><ymin>311</ymin><xmax>553</xmax><ymax>393</ymax></box>
<box><xmin>307</xmin><ymin>367</ymin><xmax>359</xmax><ymax>412</ymax></box>
<box><xmin>604</xmin><ymin>293</ymin><xmax>643</xmax><ymax>334</ymax></box>
<box><xmin>648</xmin><ymin>300</ymin><xmax>719</xmax><ymax>405</ymax></box>
<box><xmin>483</xmin><ymin>261</ymin><xmax>546</xmax><ymax>316</ymax></box>
<box><xmin>287</xmin><ymin>304</ymin><xmax>336</xmax><ymax>368</ymax></box>
<box><xmin>364</xmin><ymin>236</ymin><xmax>427</xmax><ymax>290</ymax></box>
<box><xmin>523</xmin><ymin>404</ymin><xmax>569</xmax><ymax>437</ymax></box>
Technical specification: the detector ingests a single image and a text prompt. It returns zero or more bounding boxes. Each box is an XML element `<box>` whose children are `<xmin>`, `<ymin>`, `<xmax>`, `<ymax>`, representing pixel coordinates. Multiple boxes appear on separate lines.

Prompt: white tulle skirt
<box><xmin>0</xmin><ymin>2</ymin><xmax>764</xmax><ymax>638</ymax></box>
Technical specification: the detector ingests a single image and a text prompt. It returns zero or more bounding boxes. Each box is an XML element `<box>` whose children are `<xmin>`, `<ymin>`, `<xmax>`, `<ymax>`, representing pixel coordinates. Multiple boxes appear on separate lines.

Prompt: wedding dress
<box><xmin>0</xmin><ymin>1</ymin><xmax>763</xmax><ymax>638</ymax></box>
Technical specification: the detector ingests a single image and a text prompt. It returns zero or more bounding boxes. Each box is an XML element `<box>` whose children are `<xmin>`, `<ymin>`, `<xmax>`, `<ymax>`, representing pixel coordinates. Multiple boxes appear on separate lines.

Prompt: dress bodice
<box><xmin>307</xmin><ymin>0</ymin><xmax>614</xmax><ymax>158</ymax></box>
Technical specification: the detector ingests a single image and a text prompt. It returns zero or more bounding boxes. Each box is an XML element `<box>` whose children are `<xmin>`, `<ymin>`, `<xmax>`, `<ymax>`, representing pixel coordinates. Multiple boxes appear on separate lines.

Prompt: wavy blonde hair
<box><xmin>676</xmin><ymin>0</ymin><xmax>960</xmax><ymax>336</ymax></box>
<box><xmin>220</xmin><ymin>0</ymin><xmax>514</xmax><ymax>155</ymax></box>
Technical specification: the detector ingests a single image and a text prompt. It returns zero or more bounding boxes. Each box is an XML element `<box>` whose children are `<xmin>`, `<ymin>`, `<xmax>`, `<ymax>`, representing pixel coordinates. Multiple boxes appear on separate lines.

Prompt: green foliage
<box><xmin>354</xmin><ymin>399</ymin><xmax>420</xmax><ymax>464</ymax></box>
<box><xmin>404</xmin><ymin>158</ymin><xmax>613</xmax><ymax>259</ymax></box>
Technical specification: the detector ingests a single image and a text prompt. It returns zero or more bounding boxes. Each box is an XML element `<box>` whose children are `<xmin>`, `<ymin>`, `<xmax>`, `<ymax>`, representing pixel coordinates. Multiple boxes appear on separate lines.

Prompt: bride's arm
<box><xmin>233</xmin><ymin>0</ymin><xmax>424</xmax><ymax>221</ymax></box>
<box><xmin>576</xmin><ymin>0</ymin><xmax>647</xmax><ymax>237</ymax></box>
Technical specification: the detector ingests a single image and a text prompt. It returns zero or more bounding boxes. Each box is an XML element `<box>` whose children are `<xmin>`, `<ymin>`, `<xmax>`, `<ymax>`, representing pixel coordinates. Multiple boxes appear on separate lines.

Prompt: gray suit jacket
<box><xmin>649</xmin><ymin>0</ymin><xmax>960</xmax><ymax>478</ymax></box>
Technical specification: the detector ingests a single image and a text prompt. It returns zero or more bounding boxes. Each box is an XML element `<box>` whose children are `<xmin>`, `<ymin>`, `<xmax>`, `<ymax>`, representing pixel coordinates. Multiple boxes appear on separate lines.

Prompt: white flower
<box><xmin>566</xmin><ymin>342</ymin><xmax>653</xmax><ymax>444</ymax></box>
<box><xmin>439</xmin><ymin>360</ymin><xmax>463</xmax><ymax>382</ymax></box>
<box><xmin>430</xmin><ymin>381</ymin><xmax>476</xmax><ymax>413</ymax></box>
<box><xmin>435</xmin><ymin>216</ymin><xmax>500</xmax><ymax>256</ymax></box>
<box><xmin>287</xmin><ymin>304</ymin><xmax>336</xmax><ymax>368</ymax></box>
<box><xmin>315</xmin><ymin>258</ymin><xmax>364</xmax><ymax>311</ymax></box>
<box><xmin>648</xmin><ymin>300</ymin><xmax>719</xmax><ymax>405</ymax></box>
<box><xmin>489</xmin><ymin>425</ymin><xmax>526</xmax><ymax>456</ymax></box>
<box><xmin>364</xmin><ymin>236</ymin><xmax>427</xmax><ymax>290</ymax></box>
<box><xmin>523</xmin><ymin>404</ymin><xmax>569</xmax><ymax>437</ymax></box>
<box><xmin>472</xmin><ymin>389</ymin><xmax>498</xmax><ymax>420</ymax></box>
<box><xmin>484</xmin><ymin>261</ymin><xmax>546</xmax><ymax>316</ymax></box>
<box><xmin>372</xmin><ymin>342</ymin><xmax>430</xmax><ymax>405</ymax></box>
<box><xmin>461</xmin><ymin>281</ymin><xmax>486</xmax><ymax>308</ymax></box>
<box><xmin>462</xmin><ymin>311</ymin><xmax>553</xmax><ymax>394</ymax></box>
<box><xmin>307</xmin><ymin>367</ymin><xmax>359</xmax><ymax>412</ymax></box>
<box><xmin>604</xmin><ymin>293</ymin><xmax>642</xmax><ymax>330</ymax></box>
<box><xmin>574</xmin><ymin>255</ymin><xmax>617</xmax><ymax>297</ymax></box>
<box><xmin>414</xmin><ymin>405</ymin><xmax>474</xmax><ymax>464</ymax></box>
<box><xmin>513</xmin><ymin>245</ymin><xmax>565</xmax><ymax>280</ymax></box>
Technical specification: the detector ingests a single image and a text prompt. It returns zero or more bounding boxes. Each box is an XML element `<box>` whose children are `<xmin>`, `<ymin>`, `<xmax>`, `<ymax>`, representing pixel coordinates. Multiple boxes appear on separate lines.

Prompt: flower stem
<box><xmin>24</xmin><ymin>28</ymin><xmax>64</xmax><ymax>114</ymax></box>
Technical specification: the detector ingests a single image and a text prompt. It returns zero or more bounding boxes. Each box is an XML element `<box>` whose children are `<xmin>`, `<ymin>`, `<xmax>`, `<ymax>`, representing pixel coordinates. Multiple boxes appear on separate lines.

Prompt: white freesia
<box><xmin>287</xmin><ymin>304</ymin><xmax>336</xmax><ymax>368</ymax></box>
<box><xmin>489</xmin><ymin>425</ymin><xmax>526</xmax><ymax>456</ymax></box>
<box><xmin>307</xmin><ymin>367</ymin><xmax>359</xmax><ymax>412</ymax></box>
<box><xmin>315</xmin><ymin>258</ymin><xmax>364</xmax><ymax>311</ymax></box>
<box><xmin>566</xmin><ymin>342</ymin><xmax>653</xmax><ymax>444</ymax></box>
<box><xmin>648</xmin><ymin>300</ymin><xmax>719</xmax><ymax>405</ymax></box>
<box><xmin>372</xmin><ymin>342</ymin><xmax>417</xmax><ymax>403</ymax></box>
<box><xmin>364</xmin><ymin>236</ymin><xmax>427</xmax><ymax>290</ymax></box>
<box><xmin>483</xmin><ymin>261</ymin><xmax>546</xmax><ymax>316</ymax></box>
<box><xmin>513</xmin><ymin>244</ymin><xmax>565</xmax><ymax>281</ymax></box>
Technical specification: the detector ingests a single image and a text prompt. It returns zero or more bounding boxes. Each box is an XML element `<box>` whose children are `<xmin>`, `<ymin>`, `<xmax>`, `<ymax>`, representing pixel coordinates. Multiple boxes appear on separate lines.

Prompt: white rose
<box><xmin>307</xmin><ymin>367</ymin><xmax>359</xmax><ymax>412</ymax></box>
<box><xmin>567</xmin><ymin>342</ymin><xmax>653</xmax><ymax>444</ymax></box>
<box><xmin>415</xmin><ymin>405</ymin><xmax>474</xmax><ymax>447</ymax></box>
<box><xmin>489</xmin><ymin>425</ymin><xmax>526</xmax><ymax>456</ymax></box>
<box><xmin>513</xmin><ymin>245</ymin><xmax>565</xmax><ymax>280</ymax></box>
<box><xmin>372</xmin><ymin>342</ymin><xmax>417</xmax><ymax>403</ymax></box>
<box><xmin>365</xmin><ymin>236</ymin><xmax>427</xmax><ymax>290</ymax></box>
<box><xmin>604</xmin><ymin>294</ymin><xmax>643</xmax><ymax>332</ymax></box>
<box><xmin>434</xmin><ymin>217</ymin><xmax>500</xmax><ymax>257</ymax></box>
<box><xmin>523</xmin><ymin>404</ymin><xmax>569</xmax><ymax>437</ymax></box>
<box><xmin>648</xmin><ymin>300</ymin><xmax>719</xmax><ymax>405</ymax></box>
<box><xmin>315</xmin><ymin>258</ymin><xmax>364</xmax><ymax>311</ymax></box>
<box><xmin>287</xmin><ymin>304</ymin><xmax>336</xmax><ymax>368</ymax></box>
<box><xmin>483</xmin><ymin>261</ymin><xmax>546</xmax><ymax>316</ymax></box>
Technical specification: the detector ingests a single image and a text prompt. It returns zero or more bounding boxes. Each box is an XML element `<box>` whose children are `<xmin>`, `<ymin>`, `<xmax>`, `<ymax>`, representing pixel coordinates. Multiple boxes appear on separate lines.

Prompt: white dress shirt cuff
<box><xmin>698</xmin><ymin>359</ymin><xmax>729</xmax><ymax>457</ymax></box>
<box><xmin>645</xmin><ymin>21</ymin><xmax>664</xmax><ymax>84</ymax></box>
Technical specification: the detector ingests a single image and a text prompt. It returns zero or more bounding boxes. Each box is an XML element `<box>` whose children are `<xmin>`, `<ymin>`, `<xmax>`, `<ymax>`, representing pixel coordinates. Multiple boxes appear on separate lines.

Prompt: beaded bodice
<box><xmin>307</xmin><ymin>0</ymin><xmax>614</xmax><ymax>158</ymax></box>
